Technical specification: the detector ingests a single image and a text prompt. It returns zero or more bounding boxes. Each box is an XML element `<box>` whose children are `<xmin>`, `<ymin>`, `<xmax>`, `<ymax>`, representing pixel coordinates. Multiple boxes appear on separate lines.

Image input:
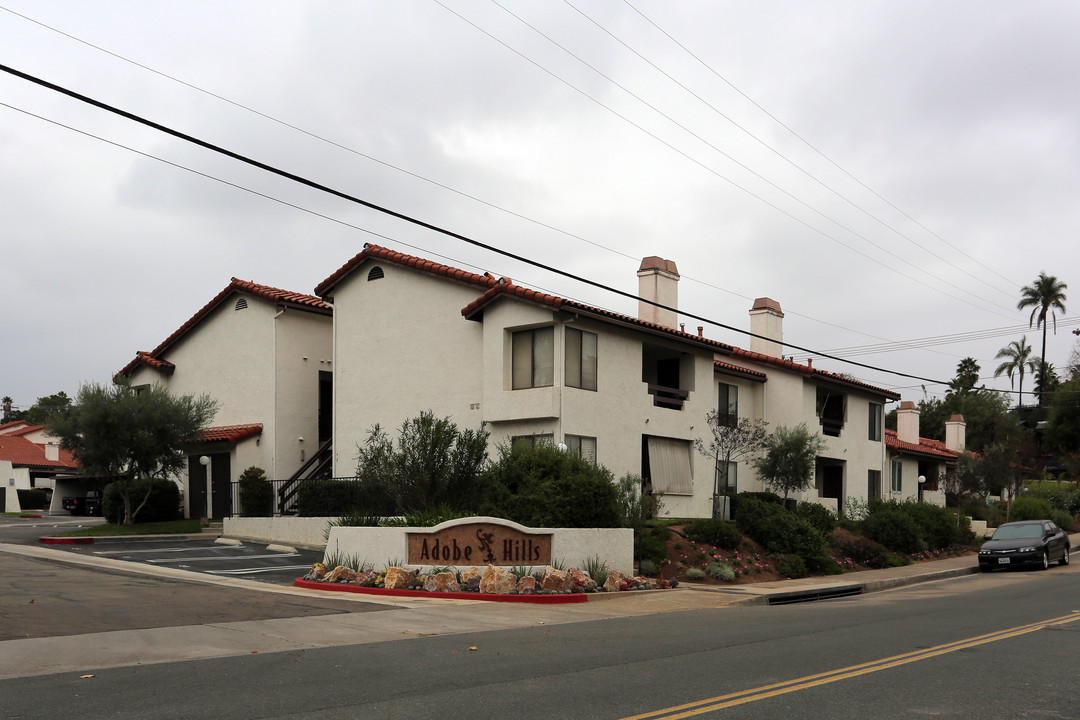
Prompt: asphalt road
<box><xmin>2</xmin><ymin>541</ymin><xmax>1078</xmax><ymax>719</ymax></box>
<box><xmin>0</xmin><ymin>513</ymin><xmax>105</xmax><ymax>544</ymax></box>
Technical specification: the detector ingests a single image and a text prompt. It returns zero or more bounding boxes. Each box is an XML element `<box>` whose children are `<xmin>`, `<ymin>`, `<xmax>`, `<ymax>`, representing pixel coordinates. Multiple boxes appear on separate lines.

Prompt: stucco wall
<box><xmin>273</xmin><ymin>309</ymin><xmax>333</xmax><ymax>479</ymax></box>
<box><xmin>224</xmin><ymin>516</ymin><xmax>331</xmax><ymax>548</ymax></box>
<box><xmin>330</xmin><ymin>262</ymin><xmax>487</xmax><ymax>477</ymax></box>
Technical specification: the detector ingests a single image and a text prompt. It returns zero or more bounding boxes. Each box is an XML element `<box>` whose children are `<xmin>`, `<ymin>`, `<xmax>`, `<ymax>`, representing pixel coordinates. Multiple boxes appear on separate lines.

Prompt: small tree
<box><xmin>47</xmin><ymin>380</ymin><xmax>216</xmax><ymax>525</ymax></box>
<box><xmin>751</xmin><ymin>423</ymin><xmax>827</xmax><ymax>502</ymax></box>
<box><xmin>694</xmin><ymin>412</ymin><xmax>769</xmax><ymax>517</ymax></box>
<box><xmin>354</xmin><ymin>411</ymin><xmax>489</xmax><ymax>514</ymax></box>
<box><xmin>942</xmin><ymin>452</ymin><xmax>984</xmax><ymax>525</ymax></box>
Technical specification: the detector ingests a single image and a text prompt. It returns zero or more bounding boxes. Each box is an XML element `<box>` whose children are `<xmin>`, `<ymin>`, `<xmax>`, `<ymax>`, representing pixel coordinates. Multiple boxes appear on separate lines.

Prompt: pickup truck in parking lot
<box><xmin>62</xmin><ymin>490</ymin><xmax>102</xmax><ymax>516</ymax></box>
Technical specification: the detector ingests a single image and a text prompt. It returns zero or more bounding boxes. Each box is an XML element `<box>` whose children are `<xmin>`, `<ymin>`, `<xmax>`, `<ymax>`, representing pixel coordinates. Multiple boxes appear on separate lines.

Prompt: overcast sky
<box><xmin>3</xmin><ymin>1</ymin><xmax>1078</xmax><ymax>414</ymax></box>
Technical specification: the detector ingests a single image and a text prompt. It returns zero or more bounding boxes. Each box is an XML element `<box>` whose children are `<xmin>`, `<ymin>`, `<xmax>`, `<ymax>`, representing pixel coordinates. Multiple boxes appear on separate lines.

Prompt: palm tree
<box><xmin>994</xmin><ymin>336</ymin><xmax>1037</xmax><ymax>407</ymax></box>
<box><xmin>1018</xmin><ymin>272</ymin><xmax>1068</xmax><ymax>405</ymax></box>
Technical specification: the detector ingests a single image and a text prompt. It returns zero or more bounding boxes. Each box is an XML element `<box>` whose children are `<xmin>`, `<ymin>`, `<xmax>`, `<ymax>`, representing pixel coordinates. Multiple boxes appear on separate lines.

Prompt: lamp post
<box><xmin>918</xmin><ymin>474</ymin><xmax>926</xmax><ymax>503</ymax></box>
<box><xmin>200</xmin><ymin>455</ymin><xmax>211</xmax><ymax>521</ymax></box>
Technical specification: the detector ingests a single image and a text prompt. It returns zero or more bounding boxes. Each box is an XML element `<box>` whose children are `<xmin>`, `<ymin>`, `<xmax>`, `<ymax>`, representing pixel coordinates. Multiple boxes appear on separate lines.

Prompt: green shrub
<box><xmin>795</xmin><ymin>502</ymin><xmax>837</xmax><ymax>535</ymax></box>
<box><xmin>861</xmin><ymin>503</ymin><xmax>925</xmax><ymax>554</ymax></box>
<box><xmin>959</xmin><ymin>496</ymin><xmax>990</xmax><ymax>522</ymax></box>
<box><xmin>1008</xmin><ymin>495</ymin><xmax>1055</xmax><ymax>522</ymax></box>
<box><xmin>832</xmin><ymin>536</ymin><xmax>892</xmax><ymax>569</ymax></box>
<box><xmin>296</xmin><ymin>479</ymin><xmax>367</xmax><ymax>516</ymax></box>
<box><xmin>776</xmin><ymin>555</ymin><xmax>808</xmax><ymax>579</ymax></box>
<box><xmin>381</xmin><ymin>504</ymin><xmax>469</xmax><ymax>527</ymax></box>
<box><xmin>1024</xmin><ymin>485</ymin><xmax>1080</xmax><ymax>515</ymax></box>
<box><xmin>734</xmin><ymin>497</ymin><xmax>828</xmax><ymax>561</ymax></box>
<box><xmin>102</xmin><ymin>478</ymin><xmax>181</xmax><ymax>524</ymax></box>
<box><xmin>634</xmin><ymin>533</ymin><xmax>668</xmax><ymax>564</ymax></box>
<box><xmin>1051</xmin><ymin>509</ymin><xmax>1075</xmax><ymax>532</ymax></box>
<box><xmin>238</xmin><ymin>466</ymin><xmax>272</xmax><ymax>517</ymax></box>
<box><xmin>638</xmin><ymin>559</ymin><xmax>660</xmax><ymax>576</ymax></box>
<box><xmin>729</xmin><ymin>491</ymin><xmax>783</xmax><ymax>517</ymax></box>
<box><xmin>685</xmin><ymin>567</ymin><xmax>706</xmax><ymax>581</ymax></box>
<box><xmin>483</xmin><ymin>443</ymin><xmax>621</xmax><ymax>528</ymax></box>
<box><xmin>684</xmin><ymin>518</ymin><xmax>742</xmax><ymax>549</ymax></box>
<box><xmin>582</xmin><ymin>556</ymin><xmax>610</xmax><ymax>587</ymax></box>
<box><xmin>705</xmin><ymin>562</ymin><xmax>735</xmax><ymax>581</ymax></box>
<box><xmin>900</xmin><ymin>501</ymin><xmax>959</xmax><ymax>550</ymax></box>
<box><xmin>16</xmin><ymin>488</ymin><xmax>48</xmax><ymax>510</ymax></box>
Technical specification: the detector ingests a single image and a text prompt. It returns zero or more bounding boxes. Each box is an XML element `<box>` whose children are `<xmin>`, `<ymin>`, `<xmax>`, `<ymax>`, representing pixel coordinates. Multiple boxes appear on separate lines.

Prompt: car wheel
<box><xmin>1040</xmin><ymin>551</ymin><xmax>1049</xmax><ymax>570</ymax></box>
<box><xmin>1060</xmin><ymin>547</ymin><xmax>1070</xmax><ymax>567</ymax></box>
<box><xmin>979</xmin><ymin>564</ymin><xmax>992</xmax><ymax>573</ymax></box>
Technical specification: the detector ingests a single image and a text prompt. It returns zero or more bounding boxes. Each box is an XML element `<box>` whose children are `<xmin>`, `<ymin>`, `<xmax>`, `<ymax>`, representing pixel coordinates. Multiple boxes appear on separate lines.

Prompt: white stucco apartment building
<box><xmin>119</xmin><ymin>278</ymin><xmax>332</xmax><ymax>518</ymax></box>
<box><xmin>315</xmin><ymin>244</ymin><xmax>904</xmax><ymax>518</ymax></box>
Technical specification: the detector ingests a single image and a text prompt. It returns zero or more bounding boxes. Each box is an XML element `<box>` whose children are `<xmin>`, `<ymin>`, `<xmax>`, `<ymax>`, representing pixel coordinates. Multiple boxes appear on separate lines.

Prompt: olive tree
<box><xmin>751</xmin><ymin>423</ymin><xmax>827</xmax><ymax>502</ymax></box>
<box><xmin>47</xmin><ymin>380</ymin><xmax>216</xmax><ymax>525</ymax></box>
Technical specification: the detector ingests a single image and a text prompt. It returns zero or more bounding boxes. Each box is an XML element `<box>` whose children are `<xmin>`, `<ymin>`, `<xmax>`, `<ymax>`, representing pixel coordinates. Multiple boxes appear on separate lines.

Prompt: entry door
<box><xmin>188</xmin><ymin>455</ymin><xmax>207</xmax><ymax>518</ymax></box>
<box><xmin>210</xmin><ymin>453</ymin><xmax>231</xmax><ymax>518</ymax></box>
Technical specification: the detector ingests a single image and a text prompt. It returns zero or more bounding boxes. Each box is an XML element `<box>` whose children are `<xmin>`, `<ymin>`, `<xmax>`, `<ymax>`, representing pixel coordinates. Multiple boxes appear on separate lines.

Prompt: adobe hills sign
<box><xmin>407</xmin><ymin>522</ymin><xmax>552</xmax><ymax>566</ymax></box>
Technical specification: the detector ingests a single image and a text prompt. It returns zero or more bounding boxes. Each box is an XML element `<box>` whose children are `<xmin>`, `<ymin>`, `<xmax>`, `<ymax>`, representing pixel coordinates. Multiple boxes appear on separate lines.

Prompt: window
<box><xmin>511</xmin><ymin>433</ymin><xmax>553</xmax><ymax>449</ymax></box>
<box><xmin>644</xmin><ymin>436</ymin><xmax>693</xmax><ymax>495</ymax></box>
<box><xmin>868</xmin><ymin>469</ymin><xmax>882</xmax><ymax>501</ymax></box>
<box><xmin>817</xmin><ymin>388</ymin><xmax>846</xmax><ymax>437</ymax></box>
<box><xmin>715</xmin><ymin>461</ymin><xmax>737</xmax><ymax>493</ymax></box>
<box><xmin>565</xmin><ymin>435</ymin><xmax>597</xmax><ymax>464</ymax></box>
<box><xmin>512</xmin><ymin>327</ymin><xmax>554</xmax><ymax>389</ymax></box>
<box><xmin>565</xmin><ymin>328</ymin><xmax>597</xmax><ymax>391</ymax></box>
<box><xmin>717</xmin><ymin>383</ymin><xmax>739</xmax><ymax>427</ymax></box>
<box><xmin>868</xmin><ymin>403</ymin><xmax>882</xmax><ymax>441</ymax></box>
<box><xmin>891</xmin><ymin>460</ymin><xmax>902</xmax><ymax>493</ymax></box>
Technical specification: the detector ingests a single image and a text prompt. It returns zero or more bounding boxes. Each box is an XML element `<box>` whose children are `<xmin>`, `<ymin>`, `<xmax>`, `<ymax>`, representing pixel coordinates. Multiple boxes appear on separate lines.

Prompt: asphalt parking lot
<box><xmin>52</xmin><ymin>538</ymin><xmax>323</xmax><ymax>585</ymax></box>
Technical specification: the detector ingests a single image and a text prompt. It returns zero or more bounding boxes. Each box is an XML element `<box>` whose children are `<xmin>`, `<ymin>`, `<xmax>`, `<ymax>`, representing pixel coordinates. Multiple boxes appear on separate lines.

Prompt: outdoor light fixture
<box><xmin>199</xmin><ymin>455</ymin><xmax>209</xmax><ymax>467</ymax></box>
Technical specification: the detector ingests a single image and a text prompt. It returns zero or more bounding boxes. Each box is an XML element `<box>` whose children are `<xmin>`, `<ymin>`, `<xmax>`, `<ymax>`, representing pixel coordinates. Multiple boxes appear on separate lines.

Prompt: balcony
<box><xmin>648</xmin><ymin>383</ymin><xmax>688</xmax><ymax>410</ymax></box>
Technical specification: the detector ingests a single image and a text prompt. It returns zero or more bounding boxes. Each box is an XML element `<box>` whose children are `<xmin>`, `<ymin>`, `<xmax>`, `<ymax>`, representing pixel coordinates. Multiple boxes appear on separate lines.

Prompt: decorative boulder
<box><xmin>354</xmin><ymin>570</ymin><xmax>379</xmax><ymax>587</ymax></box>
<box><xmin>603</xmin><ymin>571</ymin><xmax>624</xmax><ymax>592</ymax></box>
<box><xmin>540</xmin><ymin>567</ymin><xmax>572</xmax><ymax>593</ymax></box>
<box><xmin>304</xmin><ymin>563</ymin><xmax>328</xmax><ymax>582</ymax></box>
<box><xmin>652</xmin><ymin>578</ymin><xmax>672</xmax><ymax>589</ymax></box>
<box><xmin>383</xmin><ymin>566</ymin><xmax>413</xmax><ymax>590</ymax></box>
<box><xmin>460</xmin><ymin>567</ymin><xmax>483</xmax><ymax>591</ymax></box>
<box><xmin>516</xmin><ymin>576</ymin><xmax>537</xmax><ymax>595</ymax></box>
<box><xmin>479</xmin><ymin>564</ymin><xmax>517</xmax><ymax>594</ymax></box>
<box><xmin>568</xmin><ymin>568</ymin><xmax>596</xmax><ymax>592</ymax></box>
<box><xmin>423</xmin><ymin>571</ymin><xmax>461</xmax><ymax>593</ymax></box>
<box><xmin>325</xmin><ymin>565</ymin><xmax>357</xmax><ymax>583</ymax></box>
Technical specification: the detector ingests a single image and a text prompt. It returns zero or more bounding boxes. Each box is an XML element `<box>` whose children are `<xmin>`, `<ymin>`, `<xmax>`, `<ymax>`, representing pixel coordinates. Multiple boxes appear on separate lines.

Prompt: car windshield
<box><xmin>991</xmin><ymin>525</ymin><xmax>1043</xmax><ymax>540</ymax></box>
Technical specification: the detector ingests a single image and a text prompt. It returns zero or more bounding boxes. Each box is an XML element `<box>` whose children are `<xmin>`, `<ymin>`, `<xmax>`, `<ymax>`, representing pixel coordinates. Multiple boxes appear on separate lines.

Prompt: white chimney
<box><xmin>44</xmin><ymin>443</ymin><xmax>59</xmax><ymax>462</ymax></box>
<box><xmin>749</xmin><ymin>297</ymin><xmax>784</xmax><ymax>357</ymax></box>
<box><xmin>897</xmin><ymin>401</ymin><xmax>920</xmax><ymax>444</ymax></box>
<box><xmin>945</xmin><ymin>414</ymin><xmax>966</xmax><ymax>453</ymax></box>
<box><xmin>637</xmin><ymin>256</ymin><xmax>679</xmax><ymax>330</ymax></box>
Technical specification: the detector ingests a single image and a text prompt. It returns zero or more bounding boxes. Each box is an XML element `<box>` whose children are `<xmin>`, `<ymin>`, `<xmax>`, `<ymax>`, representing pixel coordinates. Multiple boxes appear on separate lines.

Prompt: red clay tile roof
<box><xmin>461</xmin><ymin>278</ymin><xmax>900</xmax><ymax>400</ymax></box>
<box><xmin>119</xmin><ymin>279</ymin><xmax>330</xmax><ymax>377</ymax></box>
<box><xmin>4</xmin><ymin>423</ymin><xmax>45</xmax><ymax>437</ymax></box>
<box><xmin>0</xmin><ymin>421</ymin><xmax>33</xmax><ymax>435</ymax></box>
<box><xmin>714</xmin><ymin>361</ymin><xmax>767</xmax><ymax>382</ymax></box>
<box><xmin>185</xmin><ymin>424</ymin><xmax>263</xmax><ymax>444</ymax></box>
<box><xmin>315</xmin><ymin>244</ymin><xmax>499</xmax><ymax>299</ymax></box>
<box><xmin>0</xmin><ymin>435</ymin><xmax>77</xmax><ymax>469</ymax></box>
<box><xmin>884</xmin><ymin>429</ymin><xmax>957</xmax><ymax>461</ymax></box>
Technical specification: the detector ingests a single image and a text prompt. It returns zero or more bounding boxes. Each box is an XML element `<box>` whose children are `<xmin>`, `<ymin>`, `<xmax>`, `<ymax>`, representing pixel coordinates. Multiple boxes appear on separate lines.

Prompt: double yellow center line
<box><xmin>621</xmin><ymin>611</ymin><xmax>1080</xmax><ymax>719</ymax></box>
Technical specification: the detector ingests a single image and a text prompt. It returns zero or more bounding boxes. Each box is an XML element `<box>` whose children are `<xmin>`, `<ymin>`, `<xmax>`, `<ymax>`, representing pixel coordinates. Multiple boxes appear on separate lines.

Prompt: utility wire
<box><xmin>564</xmin><ymin>0</ymin><xmax>1017</xmax><ymax>301</ymax></box>
<box><xmin>0</xmin><ymin>62</ymin><xmax>960</xmax><ymax>388</ymax></box>
<box><xmin>0</xmin><ymin>3</ymin><xmax>977</xmax><ymax>359</ymax></box>
<box><xmin>454</xmin><ymin>0</ymin><xmax>1015</xmax><ymax>316</ymax></box>
<box><xmin>622</xmin><ymin>0</ymin><xmax>1020</xmax><ymax>291</ymax></box>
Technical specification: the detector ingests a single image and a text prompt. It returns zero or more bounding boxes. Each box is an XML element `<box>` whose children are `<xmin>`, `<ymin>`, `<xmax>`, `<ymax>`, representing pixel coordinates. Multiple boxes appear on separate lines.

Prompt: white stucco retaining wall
<box><xmin>223</xmin><ymin>516</ymin><xmax>332</xmax><ymax>549</ymax></box>
<box><xmin>325</xmin><ymin>517</ymin><xmax>634</xmax><ymax>576</ymax></box>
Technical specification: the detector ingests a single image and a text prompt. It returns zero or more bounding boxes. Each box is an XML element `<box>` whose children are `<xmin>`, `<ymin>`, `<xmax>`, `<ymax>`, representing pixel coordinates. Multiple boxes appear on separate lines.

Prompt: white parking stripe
<box><xmin>147</xmin><ymin>553</ymin><xmax>300</xmax><ymax>563</ymax></box>
<box><xmin>94</xmin><ymin>546</ymin><xmax>245</xmax><ymax>555</ymax></box>
<box><xmin>205</xmin><ymin>565</ymin><xmax>313</xmax><ymax>575</ymax></box>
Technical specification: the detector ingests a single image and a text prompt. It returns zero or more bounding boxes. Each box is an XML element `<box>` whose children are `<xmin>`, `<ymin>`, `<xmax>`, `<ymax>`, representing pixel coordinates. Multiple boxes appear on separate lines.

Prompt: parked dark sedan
<box><xmin>978</xmin><ymin>520</ymin><xmax>1070</xmax><ymax>572</ymax></box>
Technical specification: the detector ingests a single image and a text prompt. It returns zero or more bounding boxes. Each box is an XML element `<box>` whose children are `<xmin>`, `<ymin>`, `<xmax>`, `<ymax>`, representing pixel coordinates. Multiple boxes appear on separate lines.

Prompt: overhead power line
<box><xmin>0</xmin><ymin>62</ymin><xmax>959</xmax><ymax>388</ymax></box>
<box><xmin>0</xmin><ymin>4</ymin><xmax>986</xmax><ymax>360</ymax></box>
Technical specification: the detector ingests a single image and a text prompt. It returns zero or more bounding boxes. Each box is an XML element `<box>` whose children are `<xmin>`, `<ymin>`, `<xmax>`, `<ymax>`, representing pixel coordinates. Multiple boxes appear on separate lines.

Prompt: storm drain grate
<box><xmin>766</xmin><ymin>585</ymin><xmax>865</xmax><ymax>605</ymax></box>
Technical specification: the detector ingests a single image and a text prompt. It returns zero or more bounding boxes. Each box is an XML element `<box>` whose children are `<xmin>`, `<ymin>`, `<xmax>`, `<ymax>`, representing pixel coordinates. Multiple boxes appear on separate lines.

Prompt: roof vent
<box><xmin>367</xmin><ymin>266</ymin><xmax>385</xmax><ymax>281</ymax></box>
<box><xmin>234</xmin><ymin>297</ymin><xmax>248</xmax><ymax>311</ymax></box>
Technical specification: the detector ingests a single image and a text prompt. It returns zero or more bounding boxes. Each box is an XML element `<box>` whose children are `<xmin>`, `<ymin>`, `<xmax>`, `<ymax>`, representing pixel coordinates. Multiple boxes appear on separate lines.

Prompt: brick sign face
<box><xmin>407</xmin><ymin>523</ymin><xmax>553</xmax><ymax>566</ymax></box>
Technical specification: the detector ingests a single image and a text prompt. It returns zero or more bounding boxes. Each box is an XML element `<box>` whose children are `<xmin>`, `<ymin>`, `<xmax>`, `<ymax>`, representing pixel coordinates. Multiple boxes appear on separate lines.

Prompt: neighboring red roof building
<box><xmin>884</xmin><ymin>429</ymin><xmax>958</xmax><ymax>463</ymax></box>
<box><xmin>0</xmin><ymin>435</ymin><xmax>76</xmax><ymax>470</ymax></box>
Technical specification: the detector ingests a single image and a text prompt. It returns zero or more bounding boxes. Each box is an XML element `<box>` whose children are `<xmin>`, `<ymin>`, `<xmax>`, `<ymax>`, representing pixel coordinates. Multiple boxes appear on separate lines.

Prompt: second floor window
<box><xmin>868</xmin><ymin>402</ymin><xmax>882</xmax><ymax>441</ymax></box>
<box><xmin>718</xmin><ymin>383</ymin><xmax>739</xmax><ymax>427</ymax></box>
<box><xmin>565</xmin><ymin>328</ymin><xmax>597</xmax><ymax>391</ymax></box>
<box><xmin>891</xmin><ymin>460</ymin><xmax>903</xmax><ymax>493</ymax></box>
<box><xmin>512</xmin><ymin>327</ymin><xmax>554</xmax><ymax>389</ymax></box>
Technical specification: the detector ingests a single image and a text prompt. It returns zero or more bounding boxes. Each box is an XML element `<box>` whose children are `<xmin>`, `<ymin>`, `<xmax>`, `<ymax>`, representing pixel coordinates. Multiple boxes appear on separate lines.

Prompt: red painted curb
<box><xmin>39</xmin><ymin>536</ymin><xmax>95</xmax><ymax>545</ymax></box>
<box><xmin>293</xmin><ymin>578</ymin><xmax>589</xmax><ymax>603</ymax></box>
<box><xmin>20</xmin><ymin>514</ymin><xmax>43</xmax><ymax>519</ymax></box>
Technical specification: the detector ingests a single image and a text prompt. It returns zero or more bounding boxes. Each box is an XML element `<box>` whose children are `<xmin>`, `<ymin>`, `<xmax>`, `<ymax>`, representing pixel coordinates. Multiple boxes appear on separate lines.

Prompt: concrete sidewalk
<box><xmin>1</xmin><ymin>534</ymin><xmax>1073</xmax><ymax>680</ymax></box>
